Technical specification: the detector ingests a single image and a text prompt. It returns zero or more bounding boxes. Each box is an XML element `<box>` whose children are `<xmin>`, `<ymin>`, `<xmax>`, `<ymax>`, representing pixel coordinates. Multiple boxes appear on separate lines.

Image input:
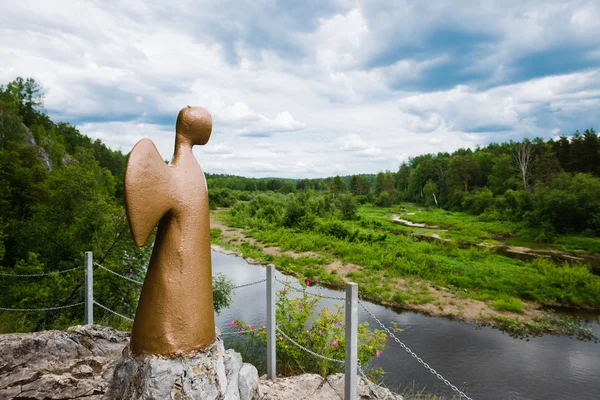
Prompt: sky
<box><xmin>1</xmin><ymin>0</ymin><xmax>599</xmax><ymax>178</ymax></box>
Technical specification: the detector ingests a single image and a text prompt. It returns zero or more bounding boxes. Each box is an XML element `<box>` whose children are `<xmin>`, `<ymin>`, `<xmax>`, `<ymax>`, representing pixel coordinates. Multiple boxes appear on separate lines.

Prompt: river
<box><xmin>211</xmin><ymin>250</ymin><xmax>600</xmax><ymax>400</ymax></box>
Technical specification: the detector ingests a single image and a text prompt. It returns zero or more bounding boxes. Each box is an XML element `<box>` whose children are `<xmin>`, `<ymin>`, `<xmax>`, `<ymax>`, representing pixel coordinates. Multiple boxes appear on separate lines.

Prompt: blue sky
<box><xmin>1</xmin><ymin>0</ymin><xmax>599</xmax><ymax>177</ymax></box>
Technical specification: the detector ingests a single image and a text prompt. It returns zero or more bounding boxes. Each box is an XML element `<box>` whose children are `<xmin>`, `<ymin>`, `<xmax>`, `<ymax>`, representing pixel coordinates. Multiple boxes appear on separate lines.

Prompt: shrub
<box><xmin>212</xmin><ymin>273</ymin><xmax>235</xmax><ymax>315</ymax></box>
<box><xmin>233</xmin><ymin>280</ymin><xmax>387</xmax><ymax>377</ymax></box>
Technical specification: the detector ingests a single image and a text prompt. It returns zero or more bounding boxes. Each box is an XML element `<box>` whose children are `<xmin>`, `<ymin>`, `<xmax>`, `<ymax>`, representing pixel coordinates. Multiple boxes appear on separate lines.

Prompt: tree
<box><xmin>514</xmin><ymin>141</ymin><xmax>533</xmax><ymax>189</ymax></box>
<box><xmin>449</xmin><ymin>155</ymin><xmax>478</xmax><ymax>193</ymax></box>
<box><xmin>331</xmin><ymin>175</ymin><xmax>345</xmax><ymax>195</ymax></box>
<box><xmin>423</xmin><ymin>180</ymin><xmax>438</xmax><ymax>207</ymax></box>
<box><xmin>374</xmin><ymin>172</ymin><xmax>385</xmax><ymax>196</ymax></box>
<box><xmin>336</xmin><ymin>193</ymin><xmax>358</xmax><ymax>220</ymax></box>
<box><xmin>2</xmin><ymin>77</ymin><xmax>45</xmax><ymax>127</ymax></box>
<box><xmin>350</xmin><ymin>175</ymin><xmax>370</xmax><ymax>196</ymax></box>
<box><xmin>395</xmin><ymin>163</ymin><xmax>410</xmax><ymax>195</ymax></box>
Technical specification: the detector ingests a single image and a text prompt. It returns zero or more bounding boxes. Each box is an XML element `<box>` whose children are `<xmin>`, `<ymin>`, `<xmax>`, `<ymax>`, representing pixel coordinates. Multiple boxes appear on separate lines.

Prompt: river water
<box><xmin>211</xmin><ymin>250</ymin><xmax>600</xmax><ymax>400</ymax></box>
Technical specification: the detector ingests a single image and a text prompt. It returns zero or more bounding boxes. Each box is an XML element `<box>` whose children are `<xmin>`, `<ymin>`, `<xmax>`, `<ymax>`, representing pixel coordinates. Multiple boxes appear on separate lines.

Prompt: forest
<box><xmin>1</xmin><ymin>77</ymin><xmax>599</xmax><ymax>338</ymax></box>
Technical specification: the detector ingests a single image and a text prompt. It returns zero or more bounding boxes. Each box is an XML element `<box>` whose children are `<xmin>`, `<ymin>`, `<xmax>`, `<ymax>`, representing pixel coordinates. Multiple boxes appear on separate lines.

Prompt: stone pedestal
<box><xmin>104</xmin><ymin>334</ymin><xmax>258</xmax><ymax>400</ymax></box>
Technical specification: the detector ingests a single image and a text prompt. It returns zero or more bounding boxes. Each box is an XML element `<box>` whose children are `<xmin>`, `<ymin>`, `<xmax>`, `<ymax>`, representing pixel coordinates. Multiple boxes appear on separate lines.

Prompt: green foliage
<box><xmin>212</xmin><ymin>273</ymin><xmax>235</xmax><ymax>315</ymax></box>
<box><xmin>222</xmin><ymin>200</ymin><xmax>600</xmax><ymax>311</ymax></box>
<box><xmin>489</xmin><ymin>296</ymin><xmax>524</xmax><ymax>314</ymax></box>
<box><xmin>0</xmin><ymin>77</ymin><xmax>136</xmax><ymax>331</ymax></box>
<box><xmin>233</xmin><ymin>280</ymin><xmax>386</xmax><ymax>377</ymax></box>
<box><xmin>335</xmin><ymin>193</ymin><xmax>358</xmax><ymax>220</ymax></box>
<box><xmin>462</xmin><ymin>188</ymin><xmax>494</xmax><ymax>215</ymax></box>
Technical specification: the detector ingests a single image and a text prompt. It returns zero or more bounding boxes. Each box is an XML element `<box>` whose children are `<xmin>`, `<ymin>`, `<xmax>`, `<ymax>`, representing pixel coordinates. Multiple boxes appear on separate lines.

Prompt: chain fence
<box><xmin>234</xmin><ymin>278</ymin><xmax>266</xmax><ymax>289</ymax></box>
<box><xmin>0</xmin><ymin>265</ymin><xmax>82</xmax><ymax>277</ymax></box>
<box><xmin>359</xmin><ymin>300</ymin><xmax>473</xmax><ymax>400</ymax></box>
<box><xmin>275</xmin><ymin>277</ymin><xmax>346</xmax><ymax>301</ymax></box>
<box><xmin>93</xmin><ymin>300</ymin><xmax>134</xmax><ymax>322</ymax></box>
<box><xmin>1</xmin><ymin>256</ymin><xmax>474</xmax><ymax>399</ymax></box>
<box><xmin>0</xmin><ymin>302</ymin><xmax>85</xmax><ymax>312</ymax></box>
<box><xmin>94</xmin><ymin>262</ymin><xmax>143</xmax><ymax>285</ymax></box>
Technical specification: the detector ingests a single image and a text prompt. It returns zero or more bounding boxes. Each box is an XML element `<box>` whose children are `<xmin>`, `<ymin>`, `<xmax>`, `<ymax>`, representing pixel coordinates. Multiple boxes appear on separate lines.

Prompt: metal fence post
<box><xmin>345</xmin><ymin>282</ymin><xmax>358</xmax><ymax>400</ymax></box>
<box><xmin>267</xmin><ymin>264</ymin><xmax>276</xmax><ymax>380</ymax></box>
<box><xmin>84</xmin><ymin>251</ymin><xmax>93</xmax><ymax>325</ymax></box>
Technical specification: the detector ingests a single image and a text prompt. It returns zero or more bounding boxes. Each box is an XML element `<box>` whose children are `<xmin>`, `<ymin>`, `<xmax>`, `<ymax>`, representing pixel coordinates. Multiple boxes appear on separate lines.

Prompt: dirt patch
<box><xmin>210</xmin><ymin>213</ymin><xmax>317</xmax><ymax>260</ymax></box>
<box><xmin>325</xmin><ymin>260</ymin><xmax>362</xmax><ymax>276</ymax></box>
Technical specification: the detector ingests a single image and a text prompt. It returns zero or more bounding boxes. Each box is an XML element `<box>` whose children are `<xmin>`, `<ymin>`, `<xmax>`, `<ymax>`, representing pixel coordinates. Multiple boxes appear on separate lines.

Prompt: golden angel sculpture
<box><xmin>124</xmin><ymin>106</ymin><xmax>215</xmax><ymax>357</ymax></box>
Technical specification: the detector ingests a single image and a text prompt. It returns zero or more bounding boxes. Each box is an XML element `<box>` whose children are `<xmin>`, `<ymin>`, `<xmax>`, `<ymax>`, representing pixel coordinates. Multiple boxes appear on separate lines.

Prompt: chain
<box><xmin>94</xmin><ymin>262</ymin><xmax>143</xmax><ymax>285</ymax></box>
<box><xmin>0</xmin><ymin>302</ymin><xmax>84</xmax><ymax>312</ymax></box>
<box><xmin>93</xmin><ymin>300</ymin><xmax>134</xmax><ymax>322</ymax></box>
<box><xmin>276</xmin><ymin>326</ymin><xmax>344</xmax><ymax>364</ymax></box>
<box><xmin>234</xmin><ymin>278</ymin><xmax>266</xmax><ymax>289</ymax></box>
<box><xmin>220</xmin><ymin>328</ymin><xmax>263</xmax><ymax>337</ymax></box>
<box><xmin>0</xmin><ymin>266</ymin><xmax>82</xmax><ymax>277</ymax></box>
<box><xmin>275</xmin><ymin>277</ymin><xmax>346</xmax><ymax>301</ymax></box>
<box><xmin>359</xmin><ymin>300</ymin><xmax>474</xmax><ymax>400</ymax></box>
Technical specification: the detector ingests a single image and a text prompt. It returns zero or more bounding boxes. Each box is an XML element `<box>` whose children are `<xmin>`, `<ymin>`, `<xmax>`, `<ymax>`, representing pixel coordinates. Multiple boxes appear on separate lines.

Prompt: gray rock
<box><xmin>257</xmin><ymin>373</ymin><xmax>403</xmax><ymax>400</ymax></box>
<box><xmin>104</xmin><ymin>334</ymin><xmax>259</xmax><ymax>400</ymax></box>
<box><xmin>238</xmin><ymin>364</ymin><xmax>259</xmax><ymax>400</ymax></box>
<box><xmin>223</xmin><ymin>350</ymin><xmax>242</xmax><ymax>400</ymax></box>
<box><xmin>0</xmin><ymin>325</ymin><xmax>128</xmax><ymax>400</ymax></box>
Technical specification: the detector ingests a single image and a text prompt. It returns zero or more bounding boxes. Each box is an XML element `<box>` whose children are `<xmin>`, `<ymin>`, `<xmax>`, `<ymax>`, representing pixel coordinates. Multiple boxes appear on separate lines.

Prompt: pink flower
<box><xmin>229</xmin><ymin>320</ymin><xmax>235</xmax><ymax>327</ymax></box>
<box><xmin>376</xmin><ymin>351</ymin><xmax>381</xmax><ymax>358</ymax></box>
<box><xmin>297</xmin><ymin>302</ymin><xmax>302</xmax><ymax>307</ymax></box>
<box><xmin>250</xmin><ymin>325</ymin><xmax>256</xmax><ymax>330</ymax></box>
<box><xmin>331</xmin><ymin>339</ymin><xmax>338</xmax><ymax>347</ymax></box>
<box><xmin>237</xmin><ymin>328</ymin><xmax>243</xmax><ymax>333</ymax></box>
<box><xmin>319</xmin><ymin>330</ymin><xmax>323</xmax><ymax>336</ymax></box>
<box><xmin>305</xmin><ymin>279</ymin><xmax>311</xmax><ymax>286</ymax></box>
<box><xmin>262</xmin><ymin>325</ymin><xmax>266</xmax><ymax>329</ymax></box>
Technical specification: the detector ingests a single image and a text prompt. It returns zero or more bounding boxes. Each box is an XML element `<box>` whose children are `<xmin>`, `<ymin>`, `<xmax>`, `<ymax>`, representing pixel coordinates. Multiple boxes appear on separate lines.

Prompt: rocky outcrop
<box><xmin>0</xmin><ymin>325</ymin><xmax>128</xmax><ymax>399</ymax></box>
<box><xmin>104</xmin><ymin>334</ymin><xmax>259</xmax><ymax>400</ymax></box>
<box><xmin>258</xmin><ymin>373</ymin><xmax>402</xmax><ymax>400</ymax></box>
<box><xmin>21</xmin><ymin>122</ymin><xmax>53</xmax><ymax>171</ymax></box>
<box><xmin>0</xmin><ymin>326</ymin><xmax>396</xmax><ymax>399</ymax></box>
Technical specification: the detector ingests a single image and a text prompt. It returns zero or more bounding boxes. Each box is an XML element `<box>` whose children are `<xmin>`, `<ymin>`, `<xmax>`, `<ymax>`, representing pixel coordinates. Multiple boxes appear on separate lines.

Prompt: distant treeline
<box><xmin>207</xmin><ymin>134</ymin><xmax>600</xmax><ymax>236</ymax></box>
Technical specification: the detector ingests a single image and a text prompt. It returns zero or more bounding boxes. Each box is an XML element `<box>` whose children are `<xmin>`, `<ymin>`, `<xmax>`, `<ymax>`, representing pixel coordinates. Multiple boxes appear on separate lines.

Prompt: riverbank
<box><xmin>210</xmin><ymin>210</ymin><xmax>598</xmax><ymax>341</ymax></box>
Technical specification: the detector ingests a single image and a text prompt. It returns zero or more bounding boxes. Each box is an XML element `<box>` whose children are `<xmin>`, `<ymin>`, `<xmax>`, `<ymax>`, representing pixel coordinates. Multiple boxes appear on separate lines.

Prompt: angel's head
<box><xmin>176</xmin><ymin>106</ymin><xmax>212</xmax><ymax>146</ymax></box>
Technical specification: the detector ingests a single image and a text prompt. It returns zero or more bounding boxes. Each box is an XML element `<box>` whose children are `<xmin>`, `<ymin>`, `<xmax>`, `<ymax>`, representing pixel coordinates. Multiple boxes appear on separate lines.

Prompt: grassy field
<box><xmin>211</xmin><ymin>201</ymin><xmax>600</xmax><ymax>340</ymax></box>
<box><xmin>394</xmin><ymin>204</ymin><xmax>600</xmax><ymax>254</ymax></box>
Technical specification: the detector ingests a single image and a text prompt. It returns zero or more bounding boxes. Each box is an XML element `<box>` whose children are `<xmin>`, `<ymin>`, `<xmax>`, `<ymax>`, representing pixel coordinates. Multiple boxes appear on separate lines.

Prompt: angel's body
<box><xmin>124</xmin><ymin>107</ymin><xmax>215</xmax><ymax>357</ymax></box>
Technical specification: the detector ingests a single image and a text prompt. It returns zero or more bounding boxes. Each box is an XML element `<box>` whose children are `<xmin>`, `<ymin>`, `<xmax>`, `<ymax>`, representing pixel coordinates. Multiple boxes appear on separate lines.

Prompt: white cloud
<box><xmin>1</xmin><ymin>0</ymin><xmax>598</xmax><ymax>178</ymax></box>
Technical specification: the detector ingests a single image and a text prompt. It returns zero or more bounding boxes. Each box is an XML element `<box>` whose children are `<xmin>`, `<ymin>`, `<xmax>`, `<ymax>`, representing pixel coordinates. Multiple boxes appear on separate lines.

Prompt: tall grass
<box><xmin>218</xmin><ymin>203</ymin><xmax>600</xmax><ymax>309</ymax></box>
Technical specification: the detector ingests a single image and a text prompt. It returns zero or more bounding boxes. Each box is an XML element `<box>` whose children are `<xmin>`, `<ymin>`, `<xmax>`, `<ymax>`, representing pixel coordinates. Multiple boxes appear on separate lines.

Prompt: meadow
<box><xmin>209</xmin><ymin>192</ymin><xmax>600</xmax><ymax>340</ymax></box>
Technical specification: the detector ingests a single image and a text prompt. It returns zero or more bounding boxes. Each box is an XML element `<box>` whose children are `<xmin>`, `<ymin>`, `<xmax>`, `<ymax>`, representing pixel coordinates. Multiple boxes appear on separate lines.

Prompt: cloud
<box><xmin>1</xmin><ymin>0</ymin><xmax>599</xmax><ymax>178</ymax></box>
<box><xmin>338</xmin><ymin>134</ymin><xmax>383</xmax><ymax>157</ymax></box>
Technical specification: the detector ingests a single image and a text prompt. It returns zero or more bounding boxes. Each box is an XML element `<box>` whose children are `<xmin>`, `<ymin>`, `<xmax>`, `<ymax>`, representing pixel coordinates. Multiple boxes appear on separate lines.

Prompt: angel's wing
<box><xmin>124</xmin><ymin>138</ymin><xmax>173</xmax><ymax>247</ymax></box>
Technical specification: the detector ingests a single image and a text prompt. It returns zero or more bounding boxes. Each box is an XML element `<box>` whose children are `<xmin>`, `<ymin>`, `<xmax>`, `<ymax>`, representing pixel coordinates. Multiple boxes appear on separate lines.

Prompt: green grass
<box><xmin>386</xmin><ymin>204</ymin><xmax>600</xmax><ymax>254</ymax></box>
<box><xmin>215</xmin><ymin>206</ymin><xmax>600</xmax><ymax>311</ymax></box>
<box><xmin>489</xmin><ymin>296</ymin><xmax>524</xmax><ymax>314</ymax></box>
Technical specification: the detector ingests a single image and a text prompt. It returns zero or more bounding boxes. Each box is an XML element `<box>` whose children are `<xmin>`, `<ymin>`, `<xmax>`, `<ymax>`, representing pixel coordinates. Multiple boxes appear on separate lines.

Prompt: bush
<box><xmin>317</xmin><ymin>219</ymin><xmax>352</xmax><ymax>239</ymax></box>
<box><xmin>212</xmin><ymin>273</ymin><xmax>235</xmax><ymax>315</ymax></box>
<box><xmin>336</xmin><ymin>193</ymin><xmax>358</xmax><ymax>220</ymax></box>
<box><xmin>462</xmin><ymin>188</ymin><xmax>494</xmax><ymax>215</ymax></box>
<box><xmin>375</xmin><ymin>191</ymin><xmax>392</xmax><ymax>207</ymax></box>
<box><xmin>233</xmin><ymin>280</ymin><xmax>387</xmax><ymax>377</ymax></box>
